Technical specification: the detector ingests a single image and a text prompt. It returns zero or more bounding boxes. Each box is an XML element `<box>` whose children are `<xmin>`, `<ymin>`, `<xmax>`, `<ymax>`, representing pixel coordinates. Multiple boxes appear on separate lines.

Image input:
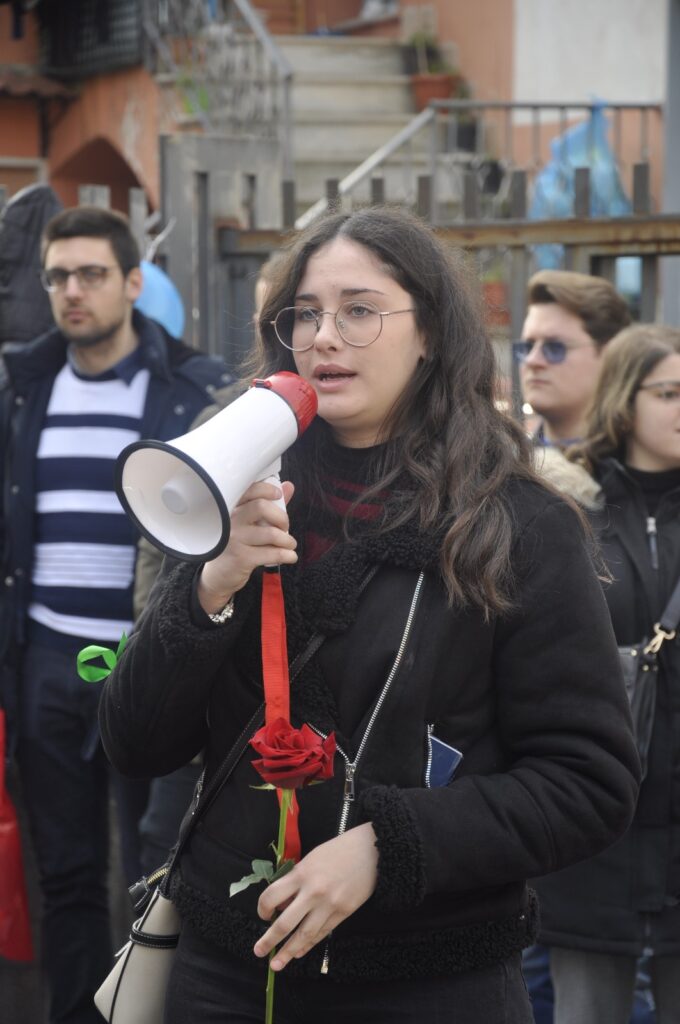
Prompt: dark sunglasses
<box><xmin>512</xmin><ymin>338</ymin><xmax>592</xmax><ymax>365</ymax></box>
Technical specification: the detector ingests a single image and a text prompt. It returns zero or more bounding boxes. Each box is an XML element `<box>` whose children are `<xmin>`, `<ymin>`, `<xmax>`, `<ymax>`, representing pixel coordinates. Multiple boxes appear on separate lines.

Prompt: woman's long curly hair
<box><xmin>246</xmin><ymin>206</ymin><xmax>541</xmax><ymax>617</ymax></box>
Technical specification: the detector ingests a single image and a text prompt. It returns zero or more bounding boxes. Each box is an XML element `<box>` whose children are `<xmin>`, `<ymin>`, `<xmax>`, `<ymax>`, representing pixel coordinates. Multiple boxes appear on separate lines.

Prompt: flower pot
<box><xmin>482</xmin><ymin>281</ymin><xmax>510</xmax><ymax>327</ymax></box>
<box><xmin>410</xmin><ymin>72</ymin><xmax>458</xmax><ymax>112</ymax></box>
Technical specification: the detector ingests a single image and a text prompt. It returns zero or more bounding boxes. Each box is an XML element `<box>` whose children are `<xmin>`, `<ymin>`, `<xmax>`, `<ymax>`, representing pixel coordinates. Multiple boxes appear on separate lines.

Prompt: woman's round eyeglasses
<box><xmin>271</xmin><ymin>300</ymin><xmax>415</xmax><ymax>352</ymax></box>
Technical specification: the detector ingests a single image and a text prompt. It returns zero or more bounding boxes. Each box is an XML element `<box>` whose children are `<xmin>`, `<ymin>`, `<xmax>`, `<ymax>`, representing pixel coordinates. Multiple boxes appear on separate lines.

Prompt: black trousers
<box><xmin>164</xmin><ymin>923</ymin><xmax>534</xmax><ymax>1024</ymax></box>
<box><xmin>17</xmin><ymin>643</ymin><xmax>113</xmax><ymax>1024</ymax></box>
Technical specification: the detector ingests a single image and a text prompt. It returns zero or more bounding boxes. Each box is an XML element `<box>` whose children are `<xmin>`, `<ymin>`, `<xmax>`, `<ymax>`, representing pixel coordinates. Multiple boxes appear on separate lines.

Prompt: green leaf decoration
<box><xmin>228</xmin><ymin>859</ymin><xmax>275</xmax><ymax>898</ymax></box>
<box><xmin>250</xmin><ymin>783</ymin><xmax>277</xmax><ymax>791</ymax></box>
<box><xmin>77</xmin><ymin>633</ymin><xmax>128</xmax><ymax>682</ymax></box>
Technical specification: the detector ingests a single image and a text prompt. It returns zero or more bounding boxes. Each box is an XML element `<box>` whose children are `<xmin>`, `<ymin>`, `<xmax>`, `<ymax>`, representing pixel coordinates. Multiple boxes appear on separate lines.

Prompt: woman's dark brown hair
<box><xmin>248</xmin><ymin>206</ymin><xmax>541</xmax><ymax>617</ymax></box>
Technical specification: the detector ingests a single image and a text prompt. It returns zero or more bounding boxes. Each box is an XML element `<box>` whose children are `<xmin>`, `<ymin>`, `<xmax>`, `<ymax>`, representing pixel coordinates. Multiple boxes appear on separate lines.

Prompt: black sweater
<box><xmin>100</xmin><ymin>457</ymin><xmax>639</xmax><ymax>982</ymax></box>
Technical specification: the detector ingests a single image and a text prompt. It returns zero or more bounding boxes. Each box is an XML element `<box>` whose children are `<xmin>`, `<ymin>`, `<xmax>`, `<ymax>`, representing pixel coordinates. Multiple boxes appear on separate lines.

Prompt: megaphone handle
<box><xmin>256</xmin><ymin>461</ymin><xmax>288</xmax><ymax>569</ymax></box>
<box><xmin>259</xmin><ymin>472</ymin><xmax>287</xmax><ymax>516</ymax></box>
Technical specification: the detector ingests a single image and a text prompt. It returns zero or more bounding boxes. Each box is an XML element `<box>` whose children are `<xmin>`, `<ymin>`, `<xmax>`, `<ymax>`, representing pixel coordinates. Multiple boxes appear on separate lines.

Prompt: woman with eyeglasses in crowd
<box><xmin>535</xmin><ymin>325</ymin><xmax>680</xmax><ymax>1024</ymax></box>
<box><xmin>100</xmin><ymin>207</ymin><xmax>638</xmax><ymax>1024</ymax></box>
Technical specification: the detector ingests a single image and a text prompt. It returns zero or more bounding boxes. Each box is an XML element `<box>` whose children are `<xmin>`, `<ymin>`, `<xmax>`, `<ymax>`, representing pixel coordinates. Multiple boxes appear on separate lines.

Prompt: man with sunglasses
<box><xmin>0</xmin><ymin>205</ymin><xmax>232</xmax><ymax>1024</ymax></box>
<box><xmin>516</xmin><ymin>269</ymin><xmax>632</xmax><ymax>448</ymax></box>
<box><xmin>518</xmin><ymin>269</ymin><xmax>641</xmax><ymax>1024</ymax></box>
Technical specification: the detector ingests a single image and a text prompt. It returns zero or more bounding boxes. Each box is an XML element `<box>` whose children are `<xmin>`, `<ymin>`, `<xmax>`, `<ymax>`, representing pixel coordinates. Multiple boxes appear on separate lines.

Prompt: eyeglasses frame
<box><xmin>40</xmin><ymin>264</ymin><xmax>119</xmax><ymax>293</ymax></box>
<box><xmin>270</xmin><ymin>303</ymin><xmax>416</xmax><ymax>352</ymax></box>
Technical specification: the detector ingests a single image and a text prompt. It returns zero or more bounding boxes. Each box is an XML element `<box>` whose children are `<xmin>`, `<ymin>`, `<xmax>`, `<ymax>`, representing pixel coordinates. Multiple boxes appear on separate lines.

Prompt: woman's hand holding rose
<box><xmin>253</xmin><ymin>823</ymin><xmax>379</xmax><ymax>971</ymax></box>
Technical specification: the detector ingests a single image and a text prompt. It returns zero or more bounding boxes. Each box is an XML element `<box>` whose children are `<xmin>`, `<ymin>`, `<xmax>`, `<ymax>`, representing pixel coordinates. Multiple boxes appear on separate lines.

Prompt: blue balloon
<box><xmin>135</xmin><ymin>260</ymin><xmax>185</xmax><ymax>339</ymax></box>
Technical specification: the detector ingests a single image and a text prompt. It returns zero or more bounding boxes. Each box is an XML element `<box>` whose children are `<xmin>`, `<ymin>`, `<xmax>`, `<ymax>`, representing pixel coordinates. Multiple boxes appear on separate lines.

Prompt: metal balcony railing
<box><xmin>142</xmin><ymin>0</ymin><xmax>293</xmax><ymax>178</ymax></box>
<box><xmin>296</xmin><ymin>100</ymin><xmax>662</xmax><ymax>230</ymax></box>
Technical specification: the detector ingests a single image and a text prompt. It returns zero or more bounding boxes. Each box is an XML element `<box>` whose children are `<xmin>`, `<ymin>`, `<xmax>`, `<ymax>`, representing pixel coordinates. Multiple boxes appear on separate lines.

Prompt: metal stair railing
<box><xmin>142</xmin><ymin>0</ymin><xmax>293</xmax><ymax>180</ymax></box>
<box><xmin>295</xmin><ymin>105</ymin><xmax>436</xmax><ymax>230</ymax></box>
<box><xmin>295</xmin><ymin>99</ymin><xmax>662</xmax><ymax>229</ymax></box>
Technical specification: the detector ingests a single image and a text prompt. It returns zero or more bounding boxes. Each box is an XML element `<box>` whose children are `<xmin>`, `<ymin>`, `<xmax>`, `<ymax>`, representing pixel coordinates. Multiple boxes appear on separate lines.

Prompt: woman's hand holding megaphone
<box><xmin>196</xmin><ymin>479</ymin><xmax>297</xmax><ymax>616</ymax></box>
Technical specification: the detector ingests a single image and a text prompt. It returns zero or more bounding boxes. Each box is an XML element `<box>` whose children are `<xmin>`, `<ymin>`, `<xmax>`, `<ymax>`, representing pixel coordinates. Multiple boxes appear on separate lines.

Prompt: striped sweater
<box><xmin>28</xmin><ymin>353</ymin><xmax>149</xmax><ymax>650</ymax></box>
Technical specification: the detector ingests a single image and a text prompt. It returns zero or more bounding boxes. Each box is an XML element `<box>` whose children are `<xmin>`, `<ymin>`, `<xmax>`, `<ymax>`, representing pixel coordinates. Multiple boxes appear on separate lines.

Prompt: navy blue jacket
<box><xmin>0</xmin><ymin>310</ymin><xmax>233</xmax><ymax>728</ymax></box>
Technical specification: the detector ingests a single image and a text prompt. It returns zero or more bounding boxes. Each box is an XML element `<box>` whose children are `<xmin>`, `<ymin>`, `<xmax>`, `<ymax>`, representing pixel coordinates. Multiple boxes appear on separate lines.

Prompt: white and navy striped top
<box><xmin>28</xmin><ymin>350</ymin><xmax>150</xmax><ymax>650</ymax></box>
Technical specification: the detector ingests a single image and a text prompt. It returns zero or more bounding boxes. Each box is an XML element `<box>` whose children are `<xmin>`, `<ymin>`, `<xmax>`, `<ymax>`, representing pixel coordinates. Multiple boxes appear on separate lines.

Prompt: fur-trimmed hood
<box><xmin>533</xmin><ymin>446</ymin><xmax>604</xmax><ymax>510</ymax></box>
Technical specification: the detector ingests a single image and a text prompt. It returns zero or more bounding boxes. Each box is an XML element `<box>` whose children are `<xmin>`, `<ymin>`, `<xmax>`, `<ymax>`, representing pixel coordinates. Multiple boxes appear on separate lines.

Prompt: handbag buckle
<box><xmin>644</xmin><ymin>624</ymin><xmax>676</xmax><ymax>655</ymax></box>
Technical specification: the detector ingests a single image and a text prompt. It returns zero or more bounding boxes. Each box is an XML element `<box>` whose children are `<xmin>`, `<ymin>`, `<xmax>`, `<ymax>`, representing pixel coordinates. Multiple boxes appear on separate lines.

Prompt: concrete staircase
<box><xmin>152</xmin><ymin>26</ymin><xmax>472</xmax><ymax>226</ymax></box>
<box><xmin>276</xmin><ymin>34</ymin><xmax>430</xmax><ymax>219</ymax></box>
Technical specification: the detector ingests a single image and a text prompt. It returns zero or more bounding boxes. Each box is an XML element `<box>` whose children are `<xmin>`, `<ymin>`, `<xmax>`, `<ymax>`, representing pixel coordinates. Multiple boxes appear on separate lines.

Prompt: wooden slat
<box><xmin>371</xmin><ymin>177</ymin><xmax>385</xmax><ymax>206</ymax></box>
<box><xmin>633</xmin><ymin>163</ymin><xmax>651</xmax><ymax>214</ymax></box>
<box><xmin>416</xmin><ymin>175</ymin><xmax>432</xmax><ymax>220</ymax></box>
<box><xmin>463</xmin><ymin>171</ymin><xmax>480</xmax><ymax>220</ymax></box>
<box><xmin>281</xmin><ymin>179</ymin><xmax>296</xmax><ymax>229</ymax></box>
<box><xmin>325</xmin><ymin>178</ymin><xmax>340</xmax><ymax>213</ymax></box>
<box><xmin>573</xmin><ymin>168</ymin><xmax>590</xmax><ymax>218</ymax></box>
<box><xmin>229</xmin><ymin>216</ymin><xmax>680</xmax><ymax>255</ymax></box>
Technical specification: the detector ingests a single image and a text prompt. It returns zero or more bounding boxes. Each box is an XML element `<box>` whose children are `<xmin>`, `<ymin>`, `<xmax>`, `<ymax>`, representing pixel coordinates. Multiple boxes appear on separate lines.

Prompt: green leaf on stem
<box><xmin>250</xmin><ymin>783</ymin><xmax>277</xmax><ymax>791</ymax></box>
<box><xmin>228</xmin><ymin>858</ymin><xmax>275</xmax><ymax>897</ymax></box>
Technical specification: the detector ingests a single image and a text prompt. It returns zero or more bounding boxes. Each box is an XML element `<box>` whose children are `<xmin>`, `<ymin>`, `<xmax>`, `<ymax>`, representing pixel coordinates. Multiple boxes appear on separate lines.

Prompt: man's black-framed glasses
<box><xmin>41</xmin><ymin>265</ymin><xmax>118</xmax><ymax>293</ymax></box>
<box><xmin>271</xmin><ymin>300</ymin><xmax>415</xmax><ymax>352</ymax></box>
<box><xmin>512</xmin><ymin>338</ymin><xmax>593</xmax><ymax>365</ymax></box>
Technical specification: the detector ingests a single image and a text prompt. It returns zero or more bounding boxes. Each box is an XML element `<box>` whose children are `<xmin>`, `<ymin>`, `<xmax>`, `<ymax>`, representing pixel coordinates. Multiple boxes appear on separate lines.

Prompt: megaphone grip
<box><xmin>259</xmin><ymin>472</ymin><xmax>287</xmax><ymax>516</ymax></box>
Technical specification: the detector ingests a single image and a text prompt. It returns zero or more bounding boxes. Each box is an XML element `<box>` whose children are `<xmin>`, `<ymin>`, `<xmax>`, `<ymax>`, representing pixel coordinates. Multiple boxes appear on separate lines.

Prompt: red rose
<box><xmin>250</xmin><ymin>718</ymin><xmax>336</xmax><ymax>789</ymax></box>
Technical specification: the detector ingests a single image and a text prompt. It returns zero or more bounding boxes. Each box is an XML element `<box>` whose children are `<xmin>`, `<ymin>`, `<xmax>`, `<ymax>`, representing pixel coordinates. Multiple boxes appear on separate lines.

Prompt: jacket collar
<box><xmin>596</xmin><ymin>456</ymin><xmax>680</xmax><ymax>516</ymax></box>
<box><xmin>284</xmin><ymin>502</ymin><xmax>443</xmax><ymax>641</ymax></box>
<box><xmin>2</xmin><ymin>308</ymin><xmax>174</xmax><ymax>392</ymax></box>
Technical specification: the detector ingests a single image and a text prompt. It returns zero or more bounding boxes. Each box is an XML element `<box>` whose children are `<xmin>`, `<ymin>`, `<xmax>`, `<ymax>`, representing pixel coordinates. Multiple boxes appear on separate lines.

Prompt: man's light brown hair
<box><xmin>527</xmin><ymin>269</ymin><xmax>632</xmax><ymax>349</ymax></box>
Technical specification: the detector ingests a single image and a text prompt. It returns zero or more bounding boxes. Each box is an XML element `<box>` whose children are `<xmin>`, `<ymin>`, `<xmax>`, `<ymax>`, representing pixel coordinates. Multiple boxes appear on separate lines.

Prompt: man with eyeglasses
<box><xmin>0</xmin><ymin>205</ymin><xmax>232</xmax><ymax>1024</ymax></box>
<box><xmin>516</xmin><ymin>269</ymin><xmax>632</xmax><ymax>448</ymax></box>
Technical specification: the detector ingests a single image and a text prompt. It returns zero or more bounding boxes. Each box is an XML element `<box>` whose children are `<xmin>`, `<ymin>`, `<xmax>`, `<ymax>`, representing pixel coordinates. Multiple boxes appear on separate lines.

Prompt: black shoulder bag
<box><xmin>618</xmin><ymin>577</ymin><xmax>680</xmax><ymax>780</ymax></box>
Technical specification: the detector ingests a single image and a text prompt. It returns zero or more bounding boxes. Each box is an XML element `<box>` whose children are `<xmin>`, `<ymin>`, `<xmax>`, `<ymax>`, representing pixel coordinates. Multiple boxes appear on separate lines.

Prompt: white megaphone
<box><xmin>115</xmin><ymin>371</ymin><xmax>317</xmax><ymax>562</ymax></box>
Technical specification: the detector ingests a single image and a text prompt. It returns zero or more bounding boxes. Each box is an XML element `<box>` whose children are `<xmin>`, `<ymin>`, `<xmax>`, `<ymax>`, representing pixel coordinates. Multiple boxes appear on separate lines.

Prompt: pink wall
<box><xmin>400</xmin><ymin>0</ymin><xmax>514</xmax><ymax>100</ymax></box>
<box><xmin>48</xmin><ymin>67</ymin><xmax>160</xmax><ymax>210</ymax></box>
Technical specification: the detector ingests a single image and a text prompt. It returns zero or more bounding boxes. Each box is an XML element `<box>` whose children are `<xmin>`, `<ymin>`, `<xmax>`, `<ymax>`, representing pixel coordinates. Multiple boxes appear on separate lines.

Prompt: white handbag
<box><xmin>94</xmin><ymin>888</ymin><xmax>181</xmax><ymax>1024</ymax></box>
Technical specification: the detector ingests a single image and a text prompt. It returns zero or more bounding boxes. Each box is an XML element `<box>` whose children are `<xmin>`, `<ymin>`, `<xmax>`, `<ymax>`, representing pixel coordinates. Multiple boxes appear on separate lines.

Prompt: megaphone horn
<box><xmin>115</xmin><ymin>372</ymin><xmax>317</xmax><ymax>562</ymax></box>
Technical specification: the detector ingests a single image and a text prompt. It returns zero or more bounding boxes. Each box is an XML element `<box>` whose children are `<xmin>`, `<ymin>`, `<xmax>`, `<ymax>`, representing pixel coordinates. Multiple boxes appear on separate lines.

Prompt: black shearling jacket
<box><xmin>100</xmin><ymin>471</ymin><xmax>639</xmax><ymax>983</ymax></box>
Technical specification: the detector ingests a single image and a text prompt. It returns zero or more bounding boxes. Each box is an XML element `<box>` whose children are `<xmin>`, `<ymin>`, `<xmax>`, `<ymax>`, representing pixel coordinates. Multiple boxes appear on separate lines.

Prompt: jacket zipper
<box><xmin>425</xmin><ymin>724</ymin><xmax>434</xmax><ymax>788</ymax></box>
<box><xmin>315</xmin><ymin>571</ymin><xmax>425</xmax><ymax>975</ymax></box>
<box><xmin>646</xmin><ymin>516</ymin><xmax>659</xmax><ymax>570</ymax></box>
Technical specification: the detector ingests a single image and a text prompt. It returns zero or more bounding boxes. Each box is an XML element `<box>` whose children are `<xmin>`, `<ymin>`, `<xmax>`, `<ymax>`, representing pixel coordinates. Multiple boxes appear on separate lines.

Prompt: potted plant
<box><xmin>402</xmin><ymin>32</ymin><xmax>460</xmax><ymax>112</ymax></box>
<box><xmin>481</xmin><ymin>261</ymin><xmax>510</xmax><ymax>328</ymax></box>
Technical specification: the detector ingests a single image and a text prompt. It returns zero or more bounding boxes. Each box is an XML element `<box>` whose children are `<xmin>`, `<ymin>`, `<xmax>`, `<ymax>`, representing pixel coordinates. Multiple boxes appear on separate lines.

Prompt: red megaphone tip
<box><xmin>252</xmin><ymin>372</ymin><xmax>318</xmax><ymax>435</ymax></box>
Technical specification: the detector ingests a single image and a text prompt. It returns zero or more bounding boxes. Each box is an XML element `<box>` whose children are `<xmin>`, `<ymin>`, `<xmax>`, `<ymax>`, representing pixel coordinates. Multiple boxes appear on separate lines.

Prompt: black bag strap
<box><xmin>659</xmin><ymin>576</ymin><xmax>680</xmax><ymax>633</ymax></box>
<box><xmin>644</xmin><ymin>575</ymin><xmax>680</xmax><ymax>655</ymax></box>
<box><xmin>152</xmin><ymin>563</ymin><xmax>380</xmax><ymax>898</ymax></box>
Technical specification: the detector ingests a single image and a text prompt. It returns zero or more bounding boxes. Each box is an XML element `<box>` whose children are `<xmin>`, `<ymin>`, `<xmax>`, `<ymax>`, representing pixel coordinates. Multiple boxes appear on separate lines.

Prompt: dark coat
<box><xmin>0</xmin><ymin>310</ymin><xmax>233</xmax><ymax>733</ymax></box>
<box><xmin>0</xmin><ymin>183</ymin><xmax>62</xmax><ymax>345</ymax></box>
<box><xmin>535</xmin><ymin>457</ymin><xmax>680</xmax><ymax>955</ymax></box>
<box><xmin>101</xmin><ymin>460</ymin><xmax>639</xmax><ymax>983</ymax></box>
